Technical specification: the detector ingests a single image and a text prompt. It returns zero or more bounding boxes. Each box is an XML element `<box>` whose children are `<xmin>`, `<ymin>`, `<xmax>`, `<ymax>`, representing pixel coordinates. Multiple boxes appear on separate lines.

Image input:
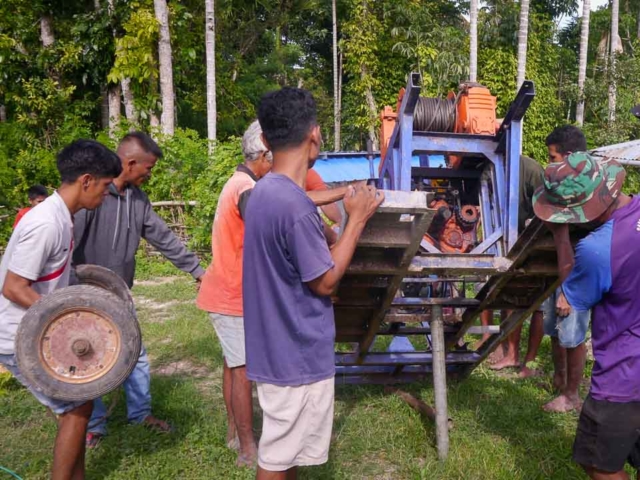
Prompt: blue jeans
<box><xmin>542</xmin><ymin>288</ymin><xmax>591</xmax><ymax>348</ymax></box>
<box><xmin>0</xmin><ymin>354</ymin><xmax>85</xmax><ymax>415</ymax></box>
<box><xmin>87</xmin><ymin>346</ymin><xmax>151</xmax><ymax>435</ymax></box>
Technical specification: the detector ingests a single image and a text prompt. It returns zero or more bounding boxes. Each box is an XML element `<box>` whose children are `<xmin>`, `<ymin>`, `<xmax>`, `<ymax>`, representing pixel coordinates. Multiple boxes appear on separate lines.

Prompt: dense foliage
<box><xmin>2</xmin><ymin>0</ymin><xmax>640</xmax><ymax>247</ymax></box>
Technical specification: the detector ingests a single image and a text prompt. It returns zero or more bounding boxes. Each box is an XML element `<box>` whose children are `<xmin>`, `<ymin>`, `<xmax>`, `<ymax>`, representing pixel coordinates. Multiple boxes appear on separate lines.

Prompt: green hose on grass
<box><xmin>0</xmin><ymin>466</ymin><xmax>22</xmax><ymax>480</ymax></box>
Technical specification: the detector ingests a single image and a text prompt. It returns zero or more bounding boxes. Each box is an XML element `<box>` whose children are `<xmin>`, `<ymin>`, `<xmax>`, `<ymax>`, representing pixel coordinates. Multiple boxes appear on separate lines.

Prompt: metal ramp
<box><xmin>334</xmin><ymin>199</ymin><xmax>564</xmax><ymax>384</ymax></box>
<box><xmin>331</xmin><ymin>71</ymin><xmax>565</xmax><ymax>460</ymax></box>
<box><xmin>332</xmin><ymin>190</ymin><xmax>569</xmax><ymax>462</ymax></box>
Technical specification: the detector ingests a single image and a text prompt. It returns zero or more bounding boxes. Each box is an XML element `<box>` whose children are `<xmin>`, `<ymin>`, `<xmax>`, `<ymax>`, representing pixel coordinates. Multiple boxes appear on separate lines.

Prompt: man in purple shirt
<box><xmin>243</xmin><ymin>87</ymin><xmax>383</xmax><ymax>479</ymax></box>
<box><xmin>534</xmin><ymin>152</ymin><xmax>639</xmax><ymax>479</ymax></box>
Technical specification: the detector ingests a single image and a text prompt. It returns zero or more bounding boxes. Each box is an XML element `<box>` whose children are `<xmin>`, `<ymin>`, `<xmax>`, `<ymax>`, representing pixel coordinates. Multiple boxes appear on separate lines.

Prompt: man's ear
<box><xmin>310</xmin><ymin>125</ymin><xmax>322</xmax><ymax>148</ymax></box>
<box><xmin>127</xmin><ymin>158</ymin><xmax>137</xmax><ymax>170</ymax></box>
<box><xmin>260</xmin><ymin>133</ymin><xmax>272</xmax><ymax>152</ymax></box>
<box><xmin>80</xmin><ymin>173</ymin><xmax>92</xmax><ymax>190</ymax></box>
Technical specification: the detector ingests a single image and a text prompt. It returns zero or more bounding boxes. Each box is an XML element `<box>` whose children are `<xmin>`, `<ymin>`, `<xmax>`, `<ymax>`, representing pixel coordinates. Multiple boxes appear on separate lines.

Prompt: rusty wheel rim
<box><xmin>39</xmin><ymin>308</ymin><xmax>121</xmax><ymax>384</ymax></box>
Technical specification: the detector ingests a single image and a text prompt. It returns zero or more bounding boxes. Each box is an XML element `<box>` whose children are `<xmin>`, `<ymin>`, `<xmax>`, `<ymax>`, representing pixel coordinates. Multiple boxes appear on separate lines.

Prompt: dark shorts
<box><xmin>573</xmin><ymin>394</ymin><xmax>640</xmax><ymax>472</ymax></box>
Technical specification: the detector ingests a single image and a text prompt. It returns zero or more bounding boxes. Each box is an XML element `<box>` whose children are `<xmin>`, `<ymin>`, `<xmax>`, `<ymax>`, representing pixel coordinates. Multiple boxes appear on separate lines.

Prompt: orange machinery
<box><xmin>379</xmin><ymin>83</ymin><xmax>497</xmax><ymax>253</ymax></box>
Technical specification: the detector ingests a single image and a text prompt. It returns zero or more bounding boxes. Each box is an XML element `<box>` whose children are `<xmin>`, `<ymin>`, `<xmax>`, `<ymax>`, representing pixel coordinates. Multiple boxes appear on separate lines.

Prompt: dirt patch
<box><xmin>134</xmin><ymin>297</ymin><xmax>185</xmax><ymax>311</ymax></box>
<box><xmin>152</xmin><ymin>359</ymin><xmax>212</xmax><ymax>378</ymax></box>
<box><xmin>135</xmin><ymin>277</ymin><xmax>179</xmax><ymax>287</ymax></box>
<box><xmin>133</xmin><ymin>296</ymin><xmax>193</xmax><ymax>323</ymax></box>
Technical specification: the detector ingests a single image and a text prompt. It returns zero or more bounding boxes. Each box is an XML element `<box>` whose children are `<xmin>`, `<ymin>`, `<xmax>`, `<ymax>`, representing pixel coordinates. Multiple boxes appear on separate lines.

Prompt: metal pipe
<box><xmin>431</xmin><ymin>305</ymin><xmax>449</xmax><ymax>461</ymax></box>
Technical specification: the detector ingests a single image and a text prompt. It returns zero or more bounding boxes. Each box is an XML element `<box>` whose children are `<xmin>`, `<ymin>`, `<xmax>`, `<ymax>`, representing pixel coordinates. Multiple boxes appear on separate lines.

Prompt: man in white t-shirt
<box><xmin>0</xmin><ymin>139</ymin><xmax>122</xmax><ymax>480</ymax></box>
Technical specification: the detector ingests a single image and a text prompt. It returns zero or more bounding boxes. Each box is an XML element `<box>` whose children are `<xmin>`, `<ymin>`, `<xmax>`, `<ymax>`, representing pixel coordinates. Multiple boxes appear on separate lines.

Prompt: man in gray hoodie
<box><xmin>73</xmin><ymin>131</ymin><xmax>205</xmax><ymax>447</ymax></box>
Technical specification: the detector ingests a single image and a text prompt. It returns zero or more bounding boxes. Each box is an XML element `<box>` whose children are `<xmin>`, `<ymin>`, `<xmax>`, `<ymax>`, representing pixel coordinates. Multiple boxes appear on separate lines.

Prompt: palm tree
<box><xmin>516</xmin><ymin>0</ymin><xmax>530</xmax><ymax>91</ymax></box>
<box><xmin>469</xmin><ymin>0</ymin><xmax>478</xmax><ymax>82</ymax></box>
<box><xmin>332</xmin><ymin>0</ymin><xmax>341</xmax><ymax>151</ymax></box>
<box><xmin>106</xmin><ymin>0</ymin><xmax>137</xmax><ymax>125</ymax></box>
<box><xmin>40</xmin><ymin>15</ymin><xmax>54</xmax><ymax>48</ymax></box>
<box><xmin>608</xmin><ymin>0</ymin><xmax>620</xmax><ymax>123</ymax></box>
<box><xmin>154</xmin><ymin>0</ymin><xmax>175</xmax><ymax>135</ymax></box>
<box><xmin>576</xmin><ymin>0</ymin><xmax>591</xmax><ymax>126</ymax></box>
<box><xmin>205</xmin><ymin>0</ymin><xmax>216</xmax><ymax>150</ymax></box>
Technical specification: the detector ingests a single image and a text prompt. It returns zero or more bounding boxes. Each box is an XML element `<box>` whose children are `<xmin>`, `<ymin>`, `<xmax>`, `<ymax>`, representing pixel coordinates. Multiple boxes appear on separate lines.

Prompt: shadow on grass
<box><xmin>85</xmin><ymin>375</ymin><xmax>224</xmax><ymax>480</ymax></box>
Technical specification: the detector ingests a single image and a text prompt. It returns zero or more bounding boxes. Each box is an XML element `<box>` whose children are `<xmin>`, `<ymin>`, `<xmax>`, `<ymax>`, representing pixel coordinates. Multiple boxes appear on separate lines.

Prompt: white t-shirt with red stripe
<box><xmin>0</xmin><ymin>192</ymin><xmax>74</xmax><ymax>354</ymax></box>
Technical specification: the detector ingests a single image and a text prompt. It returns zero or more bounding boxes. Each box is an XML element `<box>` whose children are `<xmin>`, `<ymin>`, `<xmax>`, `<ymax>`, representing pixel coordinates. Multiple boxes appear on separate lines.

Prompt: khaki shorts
<box><xmin>257</xmin><ymin>377</ymin><xmax>335</xmax><ymax>471</ymax></box>
<box><xmin>209</xmin><ymin>313</ymin><xmax>246</xmax><ymax>368</ymax></box>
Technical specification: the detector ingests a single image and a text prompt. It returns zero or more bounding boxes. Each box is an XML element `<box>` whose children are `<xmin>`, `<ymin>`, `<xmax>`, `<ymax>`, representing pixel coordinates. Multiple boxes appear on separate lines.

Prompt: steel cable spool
<box><xmin>414</xmin><ymin>97</ymin><xmax>456</xmax><ymax>133</ymax></box>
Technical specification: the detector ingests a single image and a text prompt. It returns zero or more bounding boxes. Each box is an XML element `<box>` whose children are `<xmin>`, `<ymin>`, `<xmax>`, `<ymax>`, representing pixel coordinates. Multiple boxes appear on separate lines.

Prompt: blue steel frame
<box><xmin>377</xmin><ymin>73</ymin><xmax>535</xmax><ymax>256</ymax></box>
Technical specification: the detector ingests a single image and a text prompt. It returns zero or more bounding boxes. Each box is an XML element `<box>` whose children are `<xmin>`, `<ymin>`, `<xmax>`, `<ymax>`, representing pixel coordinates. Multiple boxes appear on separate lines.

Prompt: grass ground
<box><xmin>0</xmin><ymin>264</ymin><xmax>601</xmax><ymax>479</ymax></box>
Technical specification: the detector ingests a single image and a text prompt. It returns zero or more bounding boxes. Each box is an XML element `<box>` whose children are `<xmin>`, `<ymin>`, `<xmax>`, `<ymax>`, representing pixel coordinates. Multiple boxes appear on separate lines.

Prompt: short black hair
<box><xmin>27</xmin><ymin>185</ymin><xmax>48</xmax><ymax>200</ymax></box>
<box><xmin>257</xmin><ymin>87</ymin><xmax>317</xmax><ymax>151</ymax></box>
<box><xmin>120</xmin><ymin>131</ymin><xmax>163</xmax><ymax>159</ymax></box>
<box><xmin>57</xmin><ymin>139</ymin><xmax>123</xmax><ymax>183</ymax></box>
<box><xmin>545</xmin><ymin>125</ymin><xmax>587</xmax><ymax>153</ymax></box>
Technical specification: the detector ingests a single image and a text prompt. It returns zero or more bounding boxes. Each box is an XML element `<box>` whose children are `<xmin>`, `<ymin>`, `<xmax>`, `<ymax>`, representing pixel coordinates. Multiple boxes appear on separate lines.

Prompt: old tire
<box><xmin>15</xmin><ymin>285</ymin><xmax>141</xmax><ymax>402</ymax></box>
<box><xmin>75</xmin><ymin>264</ymin><xmax>134</xmax><ymax>314</ymax></box>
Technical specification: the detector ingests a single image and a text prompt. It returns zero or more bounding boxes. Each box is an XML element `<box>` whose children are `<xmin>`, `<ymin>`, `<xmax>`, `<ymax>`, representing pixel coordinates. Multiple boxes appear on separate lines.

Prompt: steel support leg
<box><xmin>431</xmin><ymin>305</ymin><xmax>449</xmax><ymax>461</ymax></box>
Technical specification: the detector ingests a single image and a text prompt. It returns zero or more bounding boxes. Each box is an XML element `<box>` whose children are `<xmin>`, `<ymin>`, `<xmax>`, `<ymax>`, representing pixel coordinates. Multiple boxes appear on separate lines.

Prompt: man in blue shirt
<box><xmin>534</xmin><ymin>152</ymin><xmax>640</xmax><ymax>479</ymax></box>
<box><xmin>243</xmin><ymin>87</ymin><xmax>383</xmax><ymax>479</ymax></box>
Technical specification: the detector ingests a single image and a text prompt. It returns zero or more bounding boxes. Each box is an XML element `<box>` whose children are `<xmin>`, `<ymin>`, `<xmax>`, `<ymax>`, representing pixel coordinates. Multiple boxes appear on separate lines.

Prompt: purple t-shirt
<box><xmin>242</xmin><ymin>173</ymin><xmax>335</xmax><ymax>386</ymax></box>
<box><xmin>563</xmin><ymin>195</ymin><xmax>640</xmax><ymax>402</ymax></box>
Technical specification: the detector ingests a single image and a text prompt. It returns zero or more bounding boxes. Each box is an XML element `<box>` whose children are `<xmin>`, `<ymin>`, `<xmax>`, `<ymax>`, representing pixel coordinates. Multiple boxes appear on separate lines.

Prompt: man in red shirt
<box><xmin>12</xmin><ymin>185</ymin><xmax>48</xmax><ymax>229</ymax></box>
<box><xmin>197</xmin><ymin>121</ymin><xmax>272</xmax><ymax>466</ymax></box>
<box><xmin>197</xmin><ymin>121</ymin><xmax>353</xmax><ymax>467</ymax></box>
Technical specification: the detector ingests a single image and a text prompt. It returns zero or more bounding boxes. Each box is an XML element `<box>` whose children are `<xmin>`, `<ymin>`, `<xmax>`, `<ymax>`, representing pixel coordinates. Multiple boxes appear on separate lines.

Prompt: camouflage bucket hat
<box><xmin>533</xmin><ymin>152</ymin><xmax>626</xmax><ymax>224</ymax></box>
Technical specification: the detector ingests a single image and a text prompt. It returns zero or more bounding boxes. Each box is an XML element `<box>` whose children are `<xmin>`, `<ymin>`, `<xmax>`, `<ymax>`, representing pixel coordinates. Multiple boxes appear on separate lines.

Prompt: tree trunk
<box><xmin>361</xmin><ymin>64</ymin><xmax>379</xmax><ymax>151</ymax></box>
<box><xmin>205</xmin><ymin>0</ymin><xmax>216</xmax><ymax>150</ymax></box>
<box><xmin>0</xmin><ymin>105</ymin><xmax>6</xmax><ymax>123</ymax></box>
<box><xmin>338</xmin><ymin>52</ymin><xmax>343</xmax><ymax>118</ymax></box>
<box><xmin>609</xmin><ymin>0</ymin><xmax>620</xmax><ymax>124</ymax></box>
<box><xmin>637</xmin><ymin>3</ymin><xmax>640</xmax><ymax>39</ymax></box>
<box><xmin>108</xmin><ymin>84</ymin><xmax>121</xmax><ymax>137</ymax></box>
<box><xmin>120</xmin><ymin>77</ymin><xmax>138</xmax><ymax>124</ymax></box>
<box><xmin>469</xmin><ymin>0</ymin><xmax>478</xmax><ymax>82</ymax></box>
<box><xmin>100</xmin><ymin>86</ymin><xmax>110</xmax><ymax>129</ymax></box>
<box><xmin>576</xmin><ymin>0</ymin><xmax>591</xmax><ymax>126</ymax></box>
<box><xmin>150</xmin><ymin>113</ymin><xmax>160</xmax><ymax>128</ymax></box>
<box><xmin>40</xmin><ymin>16</ymin><xmax>54</xmax><ymax>47</ymax></box>
<box><xmin>332</xmin><ymin>0</ymin><xmax>341</xmax><ymax>151</ymax></box>
<box><xmin>154</xmin><ymin>0</ymin><xmax>175</xmax><ymax>135</ymax></box>
<box><xmin>516</xmin><ymin>0</ymin><xmax>530</xmax><ymax>91</ymax></box>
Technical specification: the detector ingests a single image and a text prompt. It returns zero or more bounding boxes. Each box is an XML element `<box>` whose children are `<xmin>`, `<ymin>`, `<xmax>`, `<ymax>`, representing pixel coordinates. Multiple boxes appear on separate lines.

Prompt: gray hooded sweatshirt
<box><xmin>72</xmin><ymin>183</ymin><xmax>205</xmax><ymax>287</ymax></box>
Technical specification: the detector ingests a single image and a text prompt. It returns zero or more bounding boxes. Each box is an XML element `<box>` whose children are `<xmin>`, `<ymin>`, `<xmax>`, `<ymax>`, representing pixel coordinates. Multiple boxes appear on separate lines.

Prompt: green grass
<box><xmin>0</xmin><ymin>268</ymin><xmax>599</xmax><ymax>479</ymax></box>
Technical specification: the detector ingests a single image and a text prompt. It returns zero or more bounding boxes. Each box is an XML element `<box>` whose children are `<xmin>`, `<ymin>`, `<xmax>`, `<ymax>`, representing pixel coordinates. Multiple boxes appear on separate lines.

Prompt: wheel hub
<box><xmin>39</xmin><ymin>308</ymin><xmax>121</xmax><ymax>384</ymax></box>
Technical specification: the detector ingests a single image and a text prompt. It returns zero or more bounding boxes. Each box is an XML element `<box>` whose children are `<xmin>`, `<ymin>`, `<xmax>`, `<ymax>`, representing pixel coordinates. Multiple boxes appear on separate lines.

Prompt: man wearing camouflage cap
<box><xmin>534</xmin><ymin>152</ymin><xmax>640</xmax><ymax>479</ymax></box>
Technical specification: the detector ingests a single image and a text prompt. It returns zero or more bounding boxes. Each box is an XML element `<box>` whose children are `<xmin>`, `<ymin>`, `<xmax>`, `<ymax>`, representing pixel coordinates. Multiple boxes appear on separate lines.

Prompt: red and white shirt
<box><xmin>0</xmin><ymin>192</ymin><xmax>74</xmax><ymax>354</ymax></box>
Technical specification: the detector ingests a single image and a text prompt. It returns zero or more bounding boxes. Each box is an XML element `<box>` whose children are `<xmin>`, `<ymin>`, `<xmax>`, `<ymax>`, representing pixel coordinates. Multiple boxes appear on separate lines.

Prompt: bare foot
<box><xmin>489</xmin><ymin>357</ymin><xmax>520</xmax><ymax>371</ymax></box>
<box><xmin>236</xmin><ymin>448</ymin><xmax>258</xmax><ymax>468</ymax></box>
<box><xmin>227</xmin><ymin>436</ymin><xmax>240</xmax><ymax>451</ymax></box>
<box><xmin>518</xmin><ymin>366</ymin><xmax>542</xmax><ymax>379</ymax></box>
<box><xmin>487</xmin><ymin>347</ymin><xmax>506</xmax><ymax>365</ymax></box>
<box><xmin>543</xmin><ymin>394</ymin><xmax>582</xmax><ymax>413</ymax></box>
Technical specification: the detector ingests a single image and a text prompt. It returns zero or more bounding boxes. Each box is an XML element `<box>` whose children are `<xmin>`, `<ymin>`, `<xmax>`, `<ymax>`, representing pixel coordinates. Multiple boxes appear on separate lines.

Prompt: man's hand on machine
<box><xmin>343</xmin><ymin>183</ymin><xmax>384</xmax><ymax>225</ymax></box>
<box><xmin>307</xmin><ymin>181</ymin><xmax>367</xmax><ymax>207</ymax></box>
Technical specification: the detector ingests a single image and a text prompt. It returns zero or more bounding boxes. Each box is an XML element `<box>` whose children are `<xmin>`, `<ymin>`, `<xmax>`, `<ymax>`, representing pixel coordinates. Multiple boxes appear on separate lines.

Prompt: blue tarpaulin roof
<box><xmin>313</xmin><ymin>152</ymin><xmax>446</xmax><ymax>183</ymax></box>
